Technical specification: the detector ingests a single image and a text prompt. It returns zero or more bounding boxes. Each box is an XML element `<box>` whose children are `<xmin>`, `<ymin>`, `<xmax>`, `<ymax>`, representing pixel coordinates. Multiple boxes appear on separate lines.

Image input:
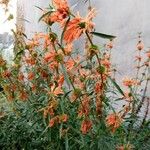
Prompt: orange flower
<box><xmin>59</xmin><ymin>114</ymin><xmax>68</xmax><ymax>122</ymax></box>
<box><xmin>44</xmin><ymin>51</ymin><xmax>56</xmax><ymax>62</ymax></box>
<box><xmin>45</xmin><ymin>0</ymin><xmax>69</xmax><ymax>24</ymax></box>
<box><xmin>31</xmin><ymin>84</ymin><xmax>36</xmax><ymax>92</ymax></box>
<box><xmin>28</xmin><ymin>72</ymin><xmax>35</xmax><ymax>80</ymax></box>
<box><xmin>106</xmin><ymin>113</ymin><xmax>122</xmax><ymax>132</ymax></box>
<box><xmin>116</xmin><ymin>146</ymin><xmax>124</xmax><ymax>150</ymax></box>
<box><xmin>54</xmin><ymin>75</ymin><xmax>64</xmax><ymax>86</ymax></box>
<box><xmin>81</xmin><ymin>119</ymin><xmax>92</xmax><ymax>134</ymax></box>
<box><xmin>49</xmin><ymin>114</ymin><xmax>68</xmax><ymax>127</ymax></box>
<box><xmin>25</xmin><ymin>57</ymin><xmax>36</xmax><ymax>66</ymax></box>
<box><xmin>94</xmin><ymin>82</ymin><xmax>102</xmax><ymax>94</ymax></box>
<box><xmin>49</xmin><ymin>61</ymin><xmax>59</xmax><ymax>70</ymax></box>
<box><xmin>18</xmin><ymin>72</ymin><xmax>24</xmax><ymax>81</ymax></box>
<box><xmin>65</xmin><ymin>59</ymin><xmax>75</xmax><ymax>71</ymax></box>
<box><xmin>64</xmin><ymin>8</ymin><xmax>96</xmax><ymax>43</ymax></box>
<box><xmin>19</xmin><ymin>90</ymin><xmax>28</xmax><ymax>101</ymax></box>
<box><xmin>40</xmin><ymin>70</ymin><xmax>49</xmax><ymax>79</ymax></box>
<box><xmin>2</xmin><ymin>70</ymin><xmax>11</xmax><ymax>78</ymax></box>
<box><xmin>49</xmin><ymin>85</ymin><xmax>64</xmax><ymax>96</ymax></box>
<box><xmin>78</xmin><ymin>96</ymin><xmax>90</xmax><ymax>117</ymax></box>
<box><xmin>122</xmin><ymin>77</ymin><xmax>139</xmax><ymax>87</ymax></box>
<box><xmin>101</xmin><ymin>59</ymin><xmax>111</xmax><ymax>69</ymax></box>
<box><xmin>49</xmin><ymin>118</ymin><xmax>56</xmax><ymax>127</ymax></box>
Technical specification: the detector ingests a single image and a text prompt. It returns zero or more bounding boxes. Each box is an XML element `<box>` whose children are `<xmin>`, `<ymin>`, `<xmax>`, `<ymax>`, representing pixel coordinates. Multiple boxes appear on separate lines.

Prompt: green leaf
<box><xmin>109</xmin><ymin>77</ymin><xmax>125</xmax><ymax>96</ymax></box>
<box><xmin>34</xmin><ymin>5</ymin><xmax>44</xmax><ymax>11</ymax></box>
<box><xmin>65</xmin><ymin>133</ymin><xmax>69</xmax><ymax>150</ymax></box>
<box><xmin>22</xmin><ymin>33</ymin><xmax>28</xmax><ymax>39</ymax></box>
<box><xmin>61</xmin><ymin>17</ymin><xmax>70</xmax><ymax>45</ymax></box>
<box><xmin>63</xmin><ymin>90</ymin><xmax>72</xmax><ymax>99</ymax></box>
<box><xmin>38</xmin><ymin>11</ymin><xmax>54</xmax><ymax>22</ymax></box>
<box><xmin>91</xmin><ymin>32</ymin><xmax>116</xmax><ymax>40</ymax></box>
<box><xmin>14</xmin><ymin>49</ymin><xmax>24</xmax><ymax>60</ymax></box>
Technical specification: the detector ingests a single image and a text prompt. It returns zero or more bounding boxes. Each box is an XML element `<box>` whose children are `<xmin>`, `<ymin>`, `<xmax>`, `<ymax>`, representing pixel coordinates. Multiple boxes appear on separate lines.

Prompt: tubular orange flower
<box><xmin>44</xmin><ymin>51</ymin><xmax>56</xmax><ymax>62</ymax></box>
<box><xmin>101</xmin><ymin>59</ymin><xmax>111</xmax><ymax>69</ymax></box>
<box><xmin>54</xmin><ymin>75</ymin><xmax>64</xmax><ymax>86</ymax></box>
<box><xmin>40</xmin><ymin>70</ymin><xmax>49</xmax><ymax>79</ymax></box>
<box><xmin>25</xmin><ymin>57</ymin><xmax>36</xmax><ymax>66</ymax></box>
<box><xmin>122</xmin><ymin>77</ymin><xmax>139</xmax><ymax>87</ymax></box>
<box><xmin>49</xmin><ymin>118</ymin><xmax>56</xmax><ymax>127</ymax></box>
<box><xmin>49</xmin><ymin>85</ymin><xmax>64</xmax><ymax>96</ymax></box>
<box><xmin>78</xmin><ymin>96</ymin><xmax>90</xmax><ymax>117</ymax></box>
<box><xmin>64</xmin><ymin>8</ymin><xmax>96</xmax><ymax>43</ymax></box>
<box><xmin>45</xmin><ymin>0</ymin><xmax>69</xmax><ymax>24</ymax></box>
<box><xmin>65</xmin><ymin>59</ymin><xmax>75</xmax><ymax>71</ymax></box>
<box><xmin>28</xmin><ymin>72</ymin><xmax>35</xmax><ymax>80</ymax></box>
<box><xmin>106</xmin><ymin>113</ymin><xmax>122</xmax><ymax>133</ymax></box>
<box><xmin>94</xmin><ymin>82</ymin><xmax>102</xmax><ymax>94</ymax></box>
<box><xmin>81</xmin><ymin>119</ymin><xmax>92</xmax><ymax>134</ymax></box>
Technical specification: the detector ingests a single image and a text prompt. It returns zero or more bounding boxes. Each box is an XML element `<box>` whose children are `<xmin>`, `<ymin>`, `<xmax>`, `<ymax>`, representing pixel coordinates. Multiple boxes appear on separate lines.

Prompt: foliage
<box><xmin>0</xmin><ymin>0</ymin><xmax>150</xmax><ymax>150</ymax></box>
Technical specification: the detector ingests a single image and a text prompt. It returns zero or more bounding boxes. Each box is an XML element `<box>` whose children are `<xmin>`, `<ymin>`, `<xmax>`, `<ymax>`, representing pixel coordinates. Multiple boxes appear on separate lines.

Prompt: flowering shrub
<box><xmin>0</xmin><ymin>0</ymin><xmax>150</xmax><ymax>149</ymax></box>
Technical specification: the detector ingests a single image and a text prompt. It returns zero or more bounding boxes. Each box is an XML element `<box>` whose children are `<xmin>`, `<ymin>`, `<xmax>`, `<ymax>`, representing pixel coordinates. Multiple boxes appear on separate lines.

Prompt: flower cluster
<box><xmin>0</xmin><ymin>0</ymin><xmax>149</xmax><ymax>149</ymax></box>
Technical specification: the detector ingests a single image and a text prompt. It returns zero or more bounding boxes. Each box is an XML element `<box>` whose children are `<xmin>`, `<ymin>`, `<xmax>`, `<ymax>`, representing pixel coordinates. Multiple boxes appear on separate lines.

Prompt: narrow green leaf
<box><xmin>65</xmin><ymin>133</ymin><xmax>69</xmax><ymax>150</ymax></box>
<box><xmin>14</xmin><ymin>49</ymin><xmax>24</xmax><ymax>60</ymax></box>
<box><xmin>61</xmin><ymin>17</ymin><xmax>70</xmax><ymax>45</ymax></box>
<box><xmin>109</xmin><ymin>77</ymin><xmax>125</xmax><ymax>96</ymax></box>
<box><xmin>91</xmin><ymin>32</ymin><xmax>116</xmax><ymax>40</ymax></box>
<box><xmin>22</xmin><ymin>33</ymin><xmax>28</xmax><ymax>39</ymax></box>
<box><xmin>34</xmin><ymin>5</ymin><xmax>44</xmax><ymax>11</ymax></box>
<box><xmin>63</xmin><ymin>90</ymin><xmax>72</xmax><ymax>99</ymax></box>
<box><xmin>114</xmin><ymin>98</ymin><xmax>124</xmax><ymax>101</ymax></box>
<box><xmin>38</xmin><ymin>11</ymin><xmax>54</xmax><ymax>22</ymax></box>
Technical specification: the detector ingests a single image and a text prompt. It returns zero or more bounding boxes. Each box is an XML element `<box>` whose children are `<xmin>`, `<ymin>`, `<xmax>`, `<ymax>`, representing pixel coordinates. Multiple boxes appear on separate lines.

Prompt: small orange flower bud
<box><xmin>49</xmin><ymin>118</ymin><xmax>55</xmax><ymax>127</ymax></box>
